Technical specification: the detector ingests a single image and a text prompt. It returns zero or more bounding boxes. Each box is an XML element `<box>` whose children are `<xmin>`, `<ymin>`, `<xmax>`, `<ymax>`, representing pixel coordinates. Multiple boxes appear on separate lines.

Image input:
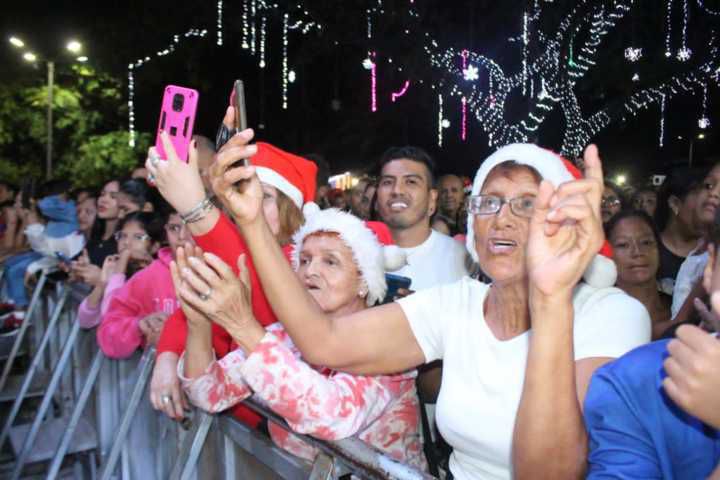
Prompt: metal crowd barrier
<box><xmin>0</xmin><ymin>278</ymin><xmax>436</xmax><ymax>480</ymax></box>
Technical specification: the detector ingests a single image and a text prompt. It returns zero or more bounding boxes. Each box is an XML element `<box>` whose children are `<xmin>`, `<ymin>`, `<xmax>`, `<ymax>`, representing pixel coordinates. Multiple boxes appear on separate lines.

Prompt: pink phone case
<box><xmin>155</xmin><ymin>85</ymin><xmax>199</xmax><ymax>162</ymax></box>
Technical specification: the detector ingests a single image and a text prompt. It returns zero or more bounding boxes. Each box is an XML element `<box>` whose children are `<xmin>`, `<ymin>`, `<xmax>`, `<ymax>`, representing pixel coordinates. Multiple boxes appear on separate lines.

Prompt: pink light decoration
<box><xmin>370</xmin><ymin>51</ymin><xmax>377</xmax><ymax>112</ymax></box>
<box><xmin>461</xmin><ymin>96</ymin><xmax>468</xmax><ymax>141</ymax></box>
<box><xmin>461</xmin><ymin>49</ymin><xmax>469</xmax><ymax>141</ymax></box>
<box><xmin>391</xmin><ymin>80</ymin><xmax>410</xmax><ymax>102</ymax></box>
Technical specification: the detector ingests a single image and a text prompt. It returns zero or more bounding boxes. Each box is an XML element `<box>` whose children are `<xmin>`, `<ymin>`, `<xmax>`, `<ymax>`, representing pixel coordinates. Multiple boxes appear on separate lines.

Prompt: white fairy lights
<box><xmin>216</xmin><ymin>0</ymin><xmax>223</xmax><ymax>46</ymax></box>
<box><xmin>666</xmin><ymin>0</ymin><xmax>674</xmax><ymax>57</ymax></box>
<box><xmin>127</xmin><ymin>28</ymin><xmax>207</xmax><ymax>146</ymax></box>
<box><xmin>699</xmin><ymin>82</ymin><xmax>711</xmax><ymax>128</ymax></box>
<box><xmin>282</xmin><ymin>13</ymin><xmax>289</xmax><ymax>109</ymax></box>
<box><xmin>660</xmin><ymin>94</ymin><xmax>666</xmax><ymax>147</ymax></box>
<box><xmin>463</xmin><ymin>64</ymin><xmax>480</xmax><ymax>81</ymax></box>
<box><xmin>624</xmin><ymin>47</ymin><xmax>643</xmax><ymax>62</ymax></box>
<box><xmin>259</xmin><ymin>16</ymin><xmax>267</xmax><ymax>68</ymax></box>
<box><xmin>437</xmin><ymin>93</ymin><xmax>444</xmax><ymax>146</ymax></box>
<box><xmin>677</xmin><ymin>0</ymin><xmax>692</xmax><ymax>61</ymax></box>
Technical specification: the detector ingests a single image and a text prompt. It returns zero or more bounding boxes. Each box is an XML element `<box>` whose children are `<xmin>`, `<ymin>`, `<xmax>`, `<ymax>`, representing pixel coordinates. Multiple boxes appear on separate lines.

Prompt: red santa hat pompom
<box><xmin>466</xmin><ymin>143</ymin><xmax>617</xmax><ymax>288</ymax></box>
<box><xmin>291</xmin><ymin>209</ymin><xmax>407</xmax><ymax>306</ymax></box>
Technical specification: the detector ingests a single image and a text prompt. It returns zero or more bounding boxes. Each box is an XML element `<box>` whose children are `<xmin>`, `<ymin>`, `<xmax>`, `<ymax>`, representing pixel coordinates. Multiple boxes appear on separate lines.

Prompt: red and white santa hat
<box><xmin>252</xmin><ymin>142</ymin><xmax>318</xmax><ymax>213</ymax></box>
<box><xmin>291</xmin><ymin>208</ymin><xmax>407</xmax><ymax>306</ymax></box>
<box><xmin>466</xmin><ymin>143</ymin><xmax>617</xmax><ymax>288</ymax></box>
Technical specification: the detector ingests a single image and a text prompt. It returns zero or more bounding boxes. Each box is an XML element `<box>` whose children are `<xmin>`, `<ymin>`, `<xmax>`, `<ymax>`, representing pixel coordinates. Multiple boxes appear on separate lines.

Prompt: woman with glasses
<box><xmin>213</xmin><ymin>139</ymin><xmax>651</xmax><ymax>479</ymax></box>
<box><xmin>77</xmin><ymin>212</ymin><xmax>162</xmax><ymax>329</ymax></box>
<box><xmin>601</xmin><ymin>182</ymin><xmax>625</xmax><ymax>225</ymax></box>
<box><xmin>96</xmin><ymin>210</ymin><xmax>194</xmax><ymax>359</ymax></box>
<box><xmin>606</xmin><ymin>210</ymin><xmax>671</xmax><ymax>339</ymax></box>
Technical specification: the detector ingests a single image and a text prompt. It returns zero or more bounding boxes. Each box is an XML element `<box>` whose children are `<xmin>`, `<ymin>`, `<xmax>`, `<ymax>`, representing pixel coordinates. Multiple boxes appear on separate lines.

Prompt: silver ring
<box><xmin>150</xmin><ymin>152</ymin><xmax>160</xmax><ymax>166</ymax></box>
<box><xmin>199</xmin><ymin>288</ymin><xmax>212</xmax><ymax>301</ymax></box>
<box><xmin>161</xmin><ymin>394</ymin><xmax>171</xmax><ymax>404</ymax></box>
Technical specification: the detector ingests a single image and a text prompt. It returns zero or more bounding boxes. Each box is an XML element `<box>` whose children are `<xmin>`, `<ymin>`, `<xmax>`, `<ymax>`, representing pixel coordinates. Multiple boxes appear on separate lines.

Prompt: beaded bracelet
<box><xmin>180</xmin><ymin>197</ymin><xmax>215</xmax><ymax>224</ymax></box>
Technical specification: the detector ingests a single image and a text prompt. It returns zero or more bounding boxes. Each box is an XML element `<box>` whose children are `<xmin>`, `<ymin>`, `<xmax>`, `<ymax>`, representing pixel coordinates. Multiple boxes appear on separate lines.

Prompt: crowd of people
<box><xmin>0</xmin><ymin>100</ymin><xmax>719</xmax><ymax>479</ymax></box>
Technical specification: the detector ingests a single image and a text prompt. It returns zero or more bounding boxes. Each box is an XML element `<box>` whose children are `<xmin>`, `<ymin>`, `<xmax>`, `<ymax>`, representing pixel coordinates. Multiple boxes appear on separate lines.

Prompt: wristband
<box><xmin>180</xmin><ymin>197</ymin><xmax>215</xmax><ymax>224</ymax></box>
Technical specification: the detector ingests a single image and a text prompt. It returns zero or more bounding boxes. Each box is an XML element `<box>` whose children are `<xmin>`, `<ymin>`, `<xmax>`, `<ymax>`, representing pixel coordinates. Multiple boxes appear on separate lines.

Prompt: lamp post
<box><xmin>8</xmin><ymin>36</ymin><xmax>87</xmax><ymax>179</ymax></box>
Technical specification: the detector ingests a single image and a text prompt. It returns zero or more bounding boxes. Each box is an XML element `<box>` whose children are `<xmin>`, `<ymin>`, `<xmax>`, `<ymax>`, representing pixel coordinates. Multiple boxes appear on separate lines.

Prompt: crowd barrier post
<box><xmin>97</xmin><ymin>346</ymin><xmax>156</xmax><ymax>480</ymax></box>
<box><xmin>169</xmin><ymin>410</ymin><xmax>215</xmax><ymax>480</ymax></box>
<box><xmin>0</xmin><ymin>285</ymin><xmax>68</xmax><ymax>448</ymax></box>
<box><xmin>45</xmin><ymin>348</ymin><xmax>105</xmax><ymax>480</ymax></box>
<box><xmin>10</xmin><ymin>315</ymin><xmax>82</xmax><ymax>480</ymax></box>
<box><xmin>0</xmin><ymin>269</ymin><xmax>49</xmax><ymax>391</ymax></box>
<box><xmin>308</xmin><ymin>453</ymin><xmax>335</xmax><ymax>480</ymax></box>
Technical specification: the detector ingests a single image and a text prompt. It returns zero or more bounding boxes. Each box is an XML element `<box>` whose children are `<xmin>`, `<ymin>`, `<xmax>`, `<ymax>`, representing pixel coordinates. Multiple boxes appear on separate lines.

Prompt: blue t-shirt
<box><xmin>584</xmin><ymin>339</ymin><xmax>720</xmax><ymax>479</ymax></box>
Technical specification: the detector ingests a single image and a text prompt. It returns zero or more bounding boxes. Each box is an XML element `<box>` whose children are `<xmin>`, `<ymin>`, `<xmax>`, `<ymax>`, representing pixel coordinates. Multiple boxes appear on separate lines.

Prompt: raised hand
<box><xmin>145</xmin><ymin>132</ymin><xmax>206</xmax><ymax>215</ymax></box>
<box><xmin>209</xmin><ymin>121</ymin><xmax>263</xmax><ymax>228</ymax></box>
<box><xmin>169</xmin><ymin>244</ymin><xmax>210</xmax><ymax>327</ymax></box>
<box><xmin>526</xmin><ymin>145</ymin><xmax>605</xmax><ymax>300</ymax></box>
<box><xmin>663</xmin><ymin>324</ymin><xmax>720</xmax><ymax>429</ymax></box>
<box><xmin>175</xmin><ymin>249</ymin><xmax>265</xmax><ymax>352</ymax></box>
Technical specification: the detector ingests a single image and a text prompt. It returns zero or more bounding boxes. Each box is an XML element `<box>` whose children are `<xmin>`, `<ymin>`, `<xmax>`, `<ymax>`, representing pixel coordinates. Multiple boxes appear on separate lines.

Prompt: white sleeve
<box><xmin>573</xmin><ymin>291</ymin><xmax>651</xmax><ymax>360</ymax></box>
<box><xmin>396</xmin><ymin>284</ymin><xmax>451</xmax><ymax>364</ymax></box>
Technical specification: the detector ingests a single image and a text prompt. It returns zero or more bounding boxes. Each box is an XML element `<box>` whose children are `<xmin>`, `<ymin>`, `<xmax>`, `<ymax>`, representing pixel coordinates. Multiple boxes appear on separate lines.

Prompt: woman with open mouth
<box><xmin>209</xmin><ymin>135</ymin><xmax>651</xmax><ymax>480</ymax></box>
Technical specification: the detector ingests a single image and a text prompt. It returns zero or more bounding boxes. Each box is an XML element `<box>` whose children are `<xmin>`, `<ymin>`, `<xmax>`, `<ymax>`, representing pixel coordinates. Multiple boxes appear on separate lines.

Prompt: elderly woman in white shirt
<box><xmin>200</xmin><ymin>128</ymin><xmax>650</xmax><ymax>479</ymax></box>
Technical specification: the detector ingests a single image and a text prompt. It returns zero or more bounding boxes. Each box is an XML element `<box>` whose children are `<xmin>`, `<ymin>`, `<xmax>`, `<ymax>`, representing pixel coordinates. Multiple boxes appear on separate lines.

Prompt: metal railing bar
<box><xmin>97</xmin><ymin>347</ymin><xmax>156</xmax><ymax>480</ymax></box>
<box><xmin>11</xmin><ymin>318</ymin><xmax>82</xmax><ymax>480</ymax></box>
<box><xmin>0</xmin><ymin>286</ymin><xmax>68</xmax><ymax>448</ymax></box>
<box><xmin>0</xmin><ymin>271</ymin><xmax>48</xmax><ymax>391</ymax></box>
<box><xmin>46</xmin><ymin>348</ymin><xmax>105</xmax><ymax>480</ymax></box>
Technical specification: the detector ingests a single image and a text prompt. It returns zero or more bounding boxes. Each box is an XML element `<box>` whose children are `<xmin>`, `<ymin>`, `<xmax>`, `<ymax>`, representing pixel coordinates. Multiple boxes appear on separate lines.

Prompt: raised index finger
<box><xmin>582</xmin><ymin>144</ymin><xmax>604</xmax><ymax>184</ymax></box>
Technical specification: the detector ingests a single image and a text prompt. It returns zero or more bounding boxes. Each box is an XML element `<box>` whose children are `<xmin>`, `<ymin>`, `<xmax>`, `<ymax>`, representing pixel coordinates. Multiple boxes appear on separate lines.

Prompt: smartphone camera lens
<box><xmin>172</xmin><ymin>93</ymin><xmax>185</xmax><ymax>112</ymax></box>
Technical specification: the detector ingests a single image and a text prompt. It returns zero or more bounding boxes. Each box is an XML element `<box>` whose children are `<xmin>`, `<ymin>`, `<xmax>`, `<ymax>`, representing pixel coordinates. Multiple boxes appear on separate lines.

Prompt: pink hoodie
<box><xmin>97</xmin><ymin>247</ymin><xmax>179</xmax><ymax>359</ymax></box>
<box><xmin>77</xmin><ymin>273</ymin><xmax>126</xmax><ymax>329</ymax></box>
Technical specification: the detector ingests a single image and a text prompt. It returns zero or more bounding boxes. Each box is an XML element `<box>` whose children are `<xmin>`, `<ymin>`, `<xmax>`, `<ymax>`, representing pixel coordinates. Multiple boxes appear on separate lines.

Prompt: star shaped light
<box><xmin>463</xmin><ymin>65</ymin><xmax>479</xmax><ymax>81</ymax></box>
<box><xmin>624</xmin><ymin>47</ymin><xmax>643</xmax><ymax>62</ymax></box>
<box><xmin>677</xmin><ymin>47</ymin><xmax>692</xmax><ymax>62</ymax></box>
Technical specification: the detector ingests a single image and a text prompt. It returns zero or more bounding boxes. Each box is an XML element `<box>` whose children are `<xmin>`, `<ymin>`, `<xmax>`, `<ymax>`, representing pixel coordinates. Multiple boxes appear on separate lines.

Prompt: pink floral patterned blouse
<box><xmin>178</xmin><ymin>322</ymin><xmax>427</xmax><ymax>470</ymax></box>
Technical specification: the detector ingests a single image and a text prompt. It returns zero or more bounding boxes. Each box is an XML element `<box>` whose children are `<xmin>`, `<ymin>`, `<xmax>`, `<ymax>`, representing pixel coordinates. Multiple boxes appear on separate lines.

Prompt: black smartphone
<box><xmin>383</xmin><ymin>273</ymin><xmax>412</xmax><ymax>304</ymax></box>
<box><xmin>215</xmin><ymin>79</ymin><xmax>249</xmax><ymax>157</ymax></box>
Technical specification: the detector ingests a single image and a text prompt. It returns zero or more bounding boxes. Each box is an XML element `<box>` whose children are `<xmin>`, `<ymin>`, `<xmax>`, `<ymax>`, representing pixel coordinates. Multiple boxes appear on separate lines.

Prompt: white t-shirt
<box><xmin>394</xmin><ymin>229</ymin><xmax>468</xmax><ymax>291</ymax></box>
<box><xmin>671</xmin><ymin>248</ymin><xmax>709</xmax><ymax>318</ymax></box>
<box><xmin>398</xmin><ymin>277</ymin><xmax>651</xmax><ymax>480</ymax></box>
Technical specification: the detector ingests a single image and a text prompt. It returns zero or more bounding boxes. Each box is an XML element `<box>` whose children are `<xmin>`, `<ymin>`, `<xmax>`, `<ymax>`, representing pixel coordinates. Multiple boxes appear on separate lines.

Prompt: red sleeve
<box><xmin>157</xmin><ymin>213</ymin><xmax>293</xmax><ymax>354</ymax></box>
<box><xmin>193</xmin><ymin>212</ymin><xmax>287</xmax><ymax>328</ymax></box>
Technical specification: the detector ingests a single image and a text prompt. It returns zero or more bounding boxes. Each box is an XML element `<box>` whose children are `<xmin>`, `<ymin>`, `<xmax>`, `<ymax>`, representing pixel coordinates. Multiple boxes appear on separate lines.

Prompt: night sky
<box><xmin>1</xmin><ymin>0</ymin><xmax>718</xmax><ymax>184</ymax></box>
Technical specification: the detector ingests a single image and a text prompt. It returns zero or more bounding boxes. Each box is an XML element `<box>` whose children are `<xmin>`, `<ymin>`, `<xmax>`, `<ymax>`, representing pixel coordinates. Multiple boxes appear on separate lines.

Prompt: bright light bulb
<box><xmin>66</xmin><ymin>40</ymin><xmax>82</xmax><ymax>53</ymax></box>
<box><xmin>676</xmin><ymin>47</ymin><xmax>692</xmax><ymax>62</ymax></box>
<box><xmin>616</xmin><ymin>174</ymin><xmax>627</xmax><ymax>186</ymax></box>
<box><xmin>463</xmin><ymin>65</ymin><xmax>479</xmax><ymax>81</ymax></box>
<box><xmin>698</xmin><ymin>133</ymin><xmax>706</xmax><ymax>140</ymax></box>
<box><xmin>288</xmin><ymin>70</ymin><xmax>296</xmax><ymax>83</ymax></box>
<box><xmin>698</xmin><ymin>117</ymin><xmax>710</xmax><ymax>129</ymax></box>
<box><xmin>76</xmin><ymin>56</ymin><xmax>88</xmax><ymax>62</ymax></box>
<box><xmin>9</xmin><ymin>36</ymin><xmax>24</xmax><ymax>48</ymax></box>
<box><xmin>441</xmin><ymin>119</ymin><xmax>451</xmax><ymax>128</ymax></box>
<box><xmin>22</xmin><ymin>52</ymin><xmax>37</xmax><ymax>62</ymax></box>
<box><xmin>362</xmin><ymin>58</ymin><xmax>374</xmax><ymax>70</ymax></box>
<box><xmin>631</xmin><ymin>73</ymin><xmax>640</xmax><ymax>82</ymax></box>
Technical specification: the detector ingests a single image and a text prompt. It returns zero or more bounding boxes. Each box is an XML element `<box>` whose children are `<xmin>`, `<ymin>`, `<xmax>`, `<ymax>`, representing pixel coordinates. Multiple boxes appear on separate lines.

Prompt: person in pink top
<box><xmin>77</xmin><ymin>212</ymin><xmax>165</xmax><ymax>329</ymax></box>
<box><xmin>97</xmin><ymin>210</ymin><xmax>194</xmax><ymax>358</ymax></box>
<box><xmin>171</xmin><ymin>209</ymin><xmax>427</xmax><ymax>470</ymax></box>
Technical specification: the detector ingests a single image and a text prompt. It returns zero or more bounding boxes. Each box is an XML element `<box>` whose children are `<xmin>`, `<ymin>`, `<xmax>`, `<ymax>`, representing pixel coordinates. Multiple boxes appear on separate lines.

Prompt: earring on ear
<box><xmin>358</xmin><ymin>289</ymin><xmax>367</xmax><ymax>298</ymax></box>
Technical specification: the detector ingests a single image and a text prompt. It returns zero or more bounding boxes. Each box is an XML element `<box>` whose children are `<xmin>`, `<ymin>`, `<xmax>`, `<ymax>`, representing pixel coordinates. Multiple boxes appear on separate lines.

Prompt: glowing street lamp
<box><xmin>22</xmin><ymin>52</ymin><xmax>37</xmax><ymax>62</ymax></box>
<box><xmin>9</xmin><ymin>36</ymin><xmax>24</xmax><ymax>48</ymax></box>
<box><xmin>76</xmin><ymin>56</ymin><xmax>88</xmax><ymax>63</ymax></box>
<box><xmin>66</xmin><ymin>40</ymin><xmax>82</xmax><ymax>53</ymax></box>
<box><xmin>615</xmin><ymin>174</ymin><xmax>627</xmax><ymax>186</ymax></box>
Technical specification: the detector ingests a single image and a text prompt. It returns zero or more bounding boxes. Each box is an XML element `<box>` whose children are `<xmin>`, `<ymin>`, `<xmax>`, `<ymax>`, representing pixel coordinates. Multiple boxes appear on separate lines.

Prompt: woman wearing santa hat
<box><xmin>212</xmin><ymin>135</ymin><xmax>651</xmax><ymax>480</ymax></box>
<box><xmin>145</xmin><ymin>123</ymin><xmax>317</xmax><ymax>428</ymax></box>
<box><xmin>169</xmin><ymin>209</ymin><xmax>426</xmax><ymax>469</ymax></box>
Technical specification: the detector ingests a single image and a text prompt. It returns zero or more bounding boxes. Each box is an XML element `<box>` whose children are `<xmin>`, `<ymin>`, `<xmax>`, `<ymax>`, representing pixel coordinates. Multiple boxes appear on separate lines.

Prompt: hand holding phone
<box><xmin>383</xmin><ymin>273</ymin><xmax>413</xmax><ymax>304</ymax></box>
<box><xmin>155</xmin><ymin>85</ymin><xmax>199</xmax><ymax>162</ymax></box>
<box><xmin>215</xmin><ymin>80</ymin><xmax>249</xmax><ymax>165</ymax></box>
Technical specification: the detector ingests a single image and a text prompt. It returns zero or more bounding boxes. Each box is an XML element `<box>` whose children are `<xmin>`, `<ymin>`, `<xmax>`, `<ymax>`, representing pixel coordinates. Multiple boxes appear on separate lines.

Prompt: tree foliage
<box><xmin>0</xmin><ymin>64</ymin><xmax>147</xmax><ymax>187</ymax></box>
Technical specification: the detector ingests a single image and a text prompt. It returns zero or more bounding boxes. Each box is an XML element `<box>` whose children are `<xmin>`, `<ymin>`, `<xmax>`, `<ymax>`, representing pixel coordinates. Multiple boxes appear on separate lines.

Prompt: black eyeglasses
<box><xmin>466</xmin><ymin>195</ymin><xmax>535</xmax><ymax>218</ymax></box>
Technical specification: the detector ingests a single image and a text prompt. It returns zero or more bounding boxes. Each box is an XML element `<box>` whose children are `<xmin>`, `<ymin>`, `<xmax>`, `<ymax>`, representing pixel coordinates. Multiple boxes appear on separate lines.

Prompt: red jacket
<box><xmin>157</xmin><ymin>213</ymin><xmax>292</xmax><ymax>427</ymax></box>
